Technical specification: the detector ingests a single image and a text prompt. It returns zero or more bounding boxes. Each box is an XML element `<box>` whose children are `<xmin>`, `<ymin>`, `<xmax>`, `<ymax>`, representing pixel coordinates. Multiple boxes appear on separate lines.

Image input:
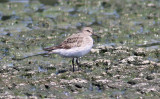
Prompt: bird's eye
<box><xmin>86</xmin><ymin>30</ymin><xmax>90</xmax><ymax>32</ymax></box>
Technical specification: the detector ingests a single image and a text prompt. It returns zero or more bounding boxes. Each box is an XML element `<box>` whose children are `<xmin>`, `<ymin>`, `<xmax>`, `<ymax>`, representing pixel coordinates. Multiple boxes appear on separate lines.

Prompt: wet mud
<box><xmin>0</xmin><ymin>0</ymin><xmax>159</xmax><ymax>98</ymax></box>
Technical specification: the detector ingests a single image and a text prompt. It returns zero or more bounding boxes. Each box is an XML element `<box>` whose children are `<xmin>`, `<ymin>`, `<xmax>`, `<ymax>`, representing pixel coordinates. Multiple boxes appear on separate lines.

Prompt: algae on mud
<box><xmin>0</xmin><ymin>0</ymin><xmax>160</xmax><ymax>98</ymax></box>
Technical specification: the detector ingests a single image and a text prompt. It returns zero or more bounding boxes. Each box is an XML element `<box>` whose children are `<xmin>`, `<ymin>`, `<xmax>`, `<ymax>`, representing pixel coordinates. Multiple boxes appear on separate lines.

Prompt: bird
<box><xmin>43</xmin><ymin>27</ymin><xmax>96</xmax><ymax>72</ymax></box>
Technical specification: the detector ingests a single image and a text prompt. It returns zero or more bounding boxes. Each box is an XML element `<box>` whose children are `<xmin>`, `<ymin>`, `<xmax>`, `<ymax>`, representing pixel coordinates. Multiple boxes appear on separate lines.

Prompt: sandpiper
<box><xmin>43</xmin><ymin>27</ymin><xmax>96</xmax><ymax>72</ymax></box>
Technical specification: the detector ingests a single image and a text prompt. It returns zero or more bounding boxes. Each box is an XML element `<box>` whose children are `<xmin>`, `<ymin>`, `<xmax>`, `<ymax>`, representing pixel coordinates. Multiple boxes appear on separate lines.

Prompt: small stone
<box><xmin>95</xmin><ymin>59</ymin><xmax>111</xmax><ymax>66</ymax></box>
<box><xmin>134</xmin><ymin>48</ymin><xmax>146</xmax><ymax>56</ymax></box>
<box><xmin>96</xmin><ymin>79</ymin><xmax>111</xmax><ymax>84</ymax></box>
<box><xmin>132</xmin><ymin>83</ymin><xmax>149</xmax><ymax>88</ymax></box>
<box><xmin>50</xmin><ymin>82</ymin><xmax>56</xmax><ymax>86</ymax></box>
<box><xmin>146</xmin><ymin>75</ymin><xmax>155</xmax><ymax>80</ymax></box>
<box><xmin>147</xmin><ymin>3</ymin><xmax>155</xmax><ymax>7</ymax></box>
<box><xmin>91</xmin><ymin>48</ymin><xmax>100</xmax><ymax>53</ymax></box>
<box><xmin>141</xmin><ymin>60</ymin><xmax>150</xmax><ymax>64</ymax></box>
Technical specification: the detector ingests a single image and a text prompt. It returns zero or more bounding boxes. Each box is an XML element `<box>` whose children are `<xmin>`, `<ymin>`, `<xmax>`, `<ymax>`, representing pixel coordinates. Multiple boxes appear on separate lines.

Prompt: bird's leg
<box><xmin>76</xmin><ymin>58</ymin><xmax>80</xmax><ymax>71</ymax></box>
<box><xmin>72</xmin><ymin>58</ymin><xmax>75</xmax><ymax>72</ymax></box>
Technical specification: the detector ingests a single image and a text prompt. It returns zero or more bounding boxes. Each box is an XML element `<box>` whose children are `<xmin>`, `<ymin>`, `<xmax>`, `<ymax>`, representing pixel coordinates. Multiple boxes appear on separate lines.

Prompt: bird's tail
<box><xmin>43</xmin><ymin>47</ymin><xmax>54</xmax><ymax>51</ymax></box>
<box><xmin>43</xmin><ymin>46</ymin><xmax>60</xmax><ymax>51</ymax></box>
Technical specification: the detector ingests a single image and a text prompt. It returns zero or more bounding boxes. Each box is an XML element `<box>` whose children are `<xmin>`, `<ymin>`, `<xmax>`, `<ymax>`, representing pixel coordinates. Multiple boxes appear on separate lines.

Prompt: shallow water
<box><xmin>0</xmin><ymin>0</ymin><xmax>160</xmax><ymax>98</ymax></box>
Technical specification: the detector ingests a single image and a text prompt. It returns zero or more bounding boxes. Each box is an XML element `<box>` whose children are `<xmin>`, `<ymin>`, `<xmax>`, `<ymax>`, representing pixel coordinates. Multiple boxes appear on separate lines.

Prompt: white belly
<box><xmin>51</xmin><ymin>44</ymin><xmax>93</xmax><ymax>58</ymax></box>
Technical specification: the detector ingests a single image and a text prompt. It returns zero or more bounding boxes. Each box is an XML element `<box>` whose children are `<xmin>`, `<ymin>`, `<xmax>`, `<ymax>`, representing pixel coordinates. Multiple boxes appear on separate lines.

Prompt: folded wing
<box><xmin>43</xmin><ymin>33</ymin><xmax>84</xmax><ymax>51</ymax></box>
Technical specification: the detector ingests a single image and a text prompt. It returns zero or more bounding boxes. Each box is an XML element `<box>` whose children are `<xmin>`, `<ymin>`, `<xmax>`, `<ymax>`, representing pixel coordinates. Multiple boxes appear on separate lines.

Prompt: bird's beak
<box><xmin>92</xmin><ymin>33</ymin><xmax>100</xmax><ymax>37</ymax></box>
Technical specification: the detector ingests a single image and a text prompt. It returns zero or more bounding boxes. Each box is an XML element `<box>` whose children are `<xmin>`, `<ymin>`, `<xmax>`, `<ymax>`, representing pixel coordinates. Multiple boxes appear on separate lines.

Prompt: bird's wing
<box><xmin>43</xmin><ymin>33</ymin><xmax>84</xmax><ymax>51</ymax></box>
<box><xmin>60</xmin><ymin>33</ymin><xmax>84</xmax><ymax>49</ymax></box>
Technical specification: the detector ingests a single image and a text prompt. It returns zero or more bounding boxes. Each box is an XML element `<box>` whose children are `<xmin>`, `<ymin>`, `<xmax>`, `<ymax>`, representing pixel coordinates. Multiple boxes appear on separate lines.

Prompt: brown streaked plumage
<box><xmin>44</xmin><ymin>34</ymin><xmax>84</xmax><ymax>51</ymax></box>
